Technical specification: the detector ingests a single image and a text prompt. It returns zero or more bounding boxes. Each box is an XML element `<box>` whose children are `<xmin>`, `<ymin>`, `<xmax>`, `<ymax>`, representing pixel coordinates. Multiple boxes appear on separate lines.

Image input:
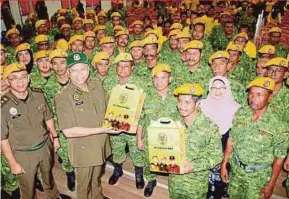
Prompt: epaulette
<box><xmin>1</xmin><ymin>95</ymin><xmax>10</xmax><ymax>107</ymax></box>
<box><xmin>31</xmin><ymin>87</ymin><xmax>43</xmax><ymax>93</ymax></box>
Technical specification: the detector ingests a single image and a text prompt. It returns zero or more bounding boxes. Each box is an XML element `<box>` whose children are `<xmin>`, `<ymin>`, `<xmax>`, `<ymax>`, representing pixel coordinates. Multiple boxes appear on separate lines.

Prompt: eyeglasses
<box><xmin>267</xmin><ymin>67</ymin><xmax>285</xmax><ymax>74</ymax></box>
<box><xmin>211</xmin><ymin>87</ymin><xmax>226</xmax><ymax>91</ymax></box>
<box><xmin>8</xmin><ymin>74</ymin><xmax>28</xmax><ymax>82</ymax></box>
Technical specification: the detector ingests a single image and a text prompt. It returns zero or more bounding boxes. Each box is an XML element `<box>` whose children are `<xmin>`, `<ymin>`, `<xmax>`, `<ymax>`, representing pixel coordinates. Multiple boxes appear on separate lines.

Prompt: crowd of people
<box><xmin>1</xmin><ymin>0</ymin><xmax>289</xmax><ymax>199</ymax></box>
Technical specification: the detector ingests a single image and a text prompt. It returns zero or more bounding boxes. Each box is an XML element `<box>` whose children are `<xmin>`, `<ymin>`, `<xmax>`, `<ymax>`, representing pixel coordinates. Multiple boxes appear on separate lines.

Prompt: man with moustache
<box><xmin>169</xmin><ymin>83</ymin><xmax>223</xmax><ymax>198</ymax></box>
<box><xmin>99</xmin><ymin>36</ymin><xmax>116</xmax><ymax>60</ymax></box>
<box><xmin>83</xmin><ymin>31</ymin><xmax>97</xmax><ymax>62</ymax></box>
<box><xmin>268</xmin><ymin>27</ymin><xmax>288</xmax><ymax>58</ymax></box>
<box><xmin>129</xmin><ymin>20</ymin><xmax>144</xmax><ymax>42</ymax></box>
<box><xmin>115</xmin><ymin>29</ymin><xmax>129</xmax><ymax>54</ymax></box>
<box><xmin>5</xmin><ymin>28</ymin><xmax>22</xmax><ymax>56</ymax></box>
<box><xmin>1</xmin><ymin>62</ymin><xmax>61</xmax><ymax>199</ymax></box>
<box><xmin>142</xmin><ymin>37</ymin><xmax>160</xmax><ymax>69</ymax></box>
<box><xmin>44</xmin><ymin>48</ymin><xmax>75</xmax><ymax>191</ymax></box>
<box><xmin>68</xmin><ymin>35</ymin><xmax>84</xmax><ymax>53</ymax></box>
<box><xmin>221</xmin><ymin>77</ymin><xmax>288</xmax><ymax>199</ymax></box>
<box><xmin>55</xmin><ymin>52</ymin><xmax>120</xmax><ymax>199</ymax></box>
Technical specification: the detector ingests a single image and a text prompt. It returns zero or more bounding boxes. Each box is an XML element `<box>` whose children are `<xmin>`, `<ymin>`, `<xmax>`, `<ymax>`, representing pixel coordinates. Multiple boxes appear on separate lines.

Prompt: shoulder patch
<box><xmin>1</xmin><ymin>96</ymin><xmax>10</xmax><ymax>107</ymax></box>
<box><xmin>31</xmin><ymin>87</ymin><xmax>43</xmax><ymax>93</ymax></box>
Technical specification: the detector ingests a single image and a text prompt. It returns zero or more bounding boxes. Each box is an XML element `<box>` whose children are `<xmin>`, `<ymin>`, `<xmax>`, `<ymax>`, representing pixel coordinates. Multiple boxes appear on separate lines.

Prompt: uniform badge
<box><xmin>73</xmin><ymin>93</ymin><xmax>80</xmax><ymax>101</ymax></box>
<box><xmin>280</xmin><ymin>60</ymin><xmax>286</xmax><ymax>67</ymax></box>
<box><xmin>9</xmin><ymin>107</ymin><xmax>18</xmax><ymax>116</ymax></box>
<box><xmin>263</xmin><ymin>81</ymin><xmax>270</xmax><ymax>88</ymax></box>
<box><xmin>190</xmin><ymin>87</ymin><xmax>195</xmax><ymax>94</ymax></box>
<box><xmin>73</xmin><ymin>54</ymin><xmax>81</xmax><ymax>61</ymax></box>
<box><xmin>75</xmin><ymin>101</ymin><xmax>84</xmax><ymax>106</ymax></box>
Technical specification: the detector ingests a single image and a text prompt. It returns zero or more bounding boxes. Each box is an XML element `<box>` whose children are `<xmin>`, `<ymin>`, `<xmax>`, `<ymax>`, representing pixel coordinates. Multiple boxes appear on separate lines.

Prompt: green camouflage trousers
<box><xmin>110</xmin><ymin>133</ymin><xmax>144</xmax><ymax>167</ymax></box>
<box><xmin>57</xmin><ymin>133</ymin><xmax>73</xmax><ymax>172</ymax></box>
<box><xmin>1</xmin><ymin>156</ymin><xmax>19</xmax><ymax>193</ymax></box>
<box><xmin>229</xmin><ymin>160</ymin><xmax>271</xmax><ymax>199</ymax></box>
<box><xmin>144</xmin><ymin>135</ymin><xmax>157</xmax><ymax>182</ymax></box>
<box><xmin>169</xmin><ymin>170</ymin><xmax>209</xmax><ymax>199</ymax></box>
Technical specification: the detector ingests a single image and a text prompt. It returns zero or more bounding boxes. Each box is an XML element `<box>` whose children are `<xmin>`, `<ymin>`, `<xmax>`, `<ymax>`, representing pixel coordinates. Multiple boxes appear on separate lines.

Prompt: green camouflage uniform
<box><xmin>29</xmin><ymin>67</ymin><xmax>50</xmax><ymax>89</ymax></box>
<box><xmin>269</xmin><ymin>86</ymin><xmax>289</xmax><ymax>126</ymax></box>
<box><xmin>201</xmin><ymin>36</ymin><xmax>214</xmax><ymax>63</ymax></box>
<box><xmin>103</xmin><ymin>72</ymin><xmax>152</xmax><ymax>167</ymax></box>
<box><xmin>229</xmin><ymin>105</ymin><xmax>288</xmax><ymax>199</ymax></box>
<box><xmin>228</xmin><ymin>54</ymin><xmax>256</xmax><ymax>86</ymax></box>
<box><xmin>275</xmin><ymin>44</ymin><xmax>289</xmax><ymax>58</ymax></box>
<box><xmin>227</xmin><ymin>78</ymin><xmax>247</xmax><ymax>106</ymax></box>
<box><xmin>43</xmin><ymin>73</ymin><xmax>73</xmax><ymax>172</ymax></box>
<box><xmin>0</xmin><ymin>156</ymin><xmax>19</xmax><ymax>194</ymax></box>
<box><xmin>6</xmin><ymin>46</ymin><xmax>16</xmax><ymax>59</ymax></box>
<box><xmin>169</xmin><ymin>109</ymin><xmax>223</xmax><ymax>199</ymax></box>
<box><xmin>210</xmin><ymin>26</ymin><xmax>237</xmax><ymax>51</ymax></box>
<box><xmin>140</xmin><ymin>88</ymin><xmax>179</xmax><ymax>182</ymax></box>
<box><xmin>133</xmin><ymin>60</ymin><xmax>151</xmax><ymax>84</ymax></box>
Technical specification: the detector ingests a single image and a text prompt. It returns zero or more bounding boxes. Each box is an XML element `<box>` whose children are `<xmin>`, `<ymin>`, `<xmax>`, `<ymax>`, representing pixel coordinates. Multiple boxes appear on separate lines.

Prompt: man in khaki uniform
<box><xmin>55</xmin><ymin>52</ymin><xmax>120</xmax><ymax>199</ymax></box>
<box><xmin>1</xmin><ymin>62</ymin><xmax>61</xmax><ymax>199</ymax></box>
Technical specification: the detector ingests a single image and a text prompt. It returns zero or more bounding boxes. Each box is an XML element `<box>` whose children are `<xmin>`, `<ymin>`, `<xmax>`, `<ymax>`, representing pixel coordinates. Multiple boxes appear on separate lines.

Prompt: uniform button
<box><xmin>82</xmin><ymin>146</ymin><xmax>85</xmax><ymax>149</ymax></box>
<box><xmin>80</xmin><ymin>109</ymin><xmax>83</xmax><ymax>111</ymax></box>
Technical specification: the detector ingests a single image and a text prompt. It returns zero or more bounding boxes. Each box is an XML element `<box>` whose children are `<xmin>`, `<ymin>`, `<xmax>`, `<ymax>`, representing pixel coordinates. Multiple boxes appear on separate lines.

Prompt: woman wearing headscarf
<box><xmin>15</xmin><ymin>43</ymin><xmax>34</xmax><ymax>74</ymax></box>
<box><xmin>200</xmin><ymin>76</ymin><xmax>240</xmax><ymax>199</ymax></box>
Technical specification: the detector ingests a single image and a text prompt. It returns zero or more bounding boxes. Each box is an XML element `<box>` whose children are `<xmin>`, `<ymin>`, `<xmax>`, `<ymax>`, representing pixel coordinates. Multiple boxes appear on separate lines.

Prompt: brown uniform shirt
<box><xmin>54</xmin><ymin>78</ymin><xmax>111</xmax><ymax>167</ymax></box>
<box><xmin>1</xmin><ymin>88</ymin><xmax>53</xmax><ymax>151</ymax></box>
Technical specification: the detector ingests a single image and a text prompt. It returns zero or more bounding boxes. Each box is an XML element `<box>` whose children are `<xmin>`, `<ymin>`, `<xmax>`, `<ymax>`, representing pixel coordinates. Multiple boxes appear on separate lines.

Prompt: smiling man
<box><xmin>1</xmin><ymin>62</ymin><xmax>61</xmax><ymax>199</ymax></box>
<box><xmin>55</xmin><ymin>52</ymin><xmax>120</xmax><ymax>199</ymax></box>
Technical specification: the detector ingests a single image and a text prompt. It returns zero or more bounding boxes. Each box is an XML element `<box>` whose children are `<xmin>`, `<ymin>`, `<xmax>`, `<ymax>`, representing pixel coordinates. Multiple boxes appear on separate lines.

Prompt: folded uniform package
<box><xmin>148</xmin><ymin>118</ymin><xmax>186</xmax><ymax>174</ymax></box>
<box><xmin>103</xmin><ymin>84</ymin><xmax>146</xmax><ymax>134</ymax></box>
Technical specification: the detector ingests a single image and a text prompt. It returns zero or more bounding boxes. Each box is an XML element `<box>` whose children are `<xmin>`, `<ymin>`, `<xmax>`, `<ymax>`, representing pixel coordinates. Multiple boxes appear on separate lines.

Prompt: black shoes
<box><xmin>108</xmin><ymin>163</ymin><xmax>123</xmax><ymax>185</ymax></box>
<box><xmin>66</xmin><ymin>171</ymin><xmax>75</xmax><ymax>192</ymax></box>
<box><xmin>135</xmin><ymin>166</ymin><xmax>144</xmax><ymax>189</ymax></box>
<box><xmin>144</xmin><ymin>180</ymin><xmax>157</xmax><ymax>197</ymax></box>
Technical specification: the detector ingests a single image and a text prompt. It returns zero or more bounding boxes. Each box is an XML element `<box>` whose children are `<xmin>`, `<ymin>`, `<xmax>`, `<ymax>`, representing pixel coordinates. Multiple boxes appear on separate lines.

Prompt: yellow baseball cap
<box><xmin>28</xmin><ymin>12</ymin><xmax>37</xmax><ymax>20</ymax></box>
<box><xmin>152</xmin><ymin>63</ymin><xmax>171</xmax><ymax>77</ymax></box>
<box><xmin>170</xmin><ymin>23</ymin><xmax>183</xmax><ymax>30</ymax></box>
<box><xmin>83</xmin><ymin>31</ymin><xmax>96</xmax><ymax>39</ymax></box>
<box><xmin>15</xmin><ymin>43</ymin><xmax>31</xmax><ymax>55</ymax></box>
<box><xmin>49</xmin><ymin>48</ymin><xmax>68</xmax><ymax>62</ymax></box>
<box><xmin>263</xmin><ymin>57</ymin><xmax>288</xmax><ymax>68</ymax></box>
<box><xmin>94</xmin><ymin>25</ymin><xmax>106</xmax><ymax>32</ymax></box>
<box><xmin>0</xmin><ymin>44</ymin><xmax>5</xmax><ymax>52</ymax></box>
<box><xmin>73</xmin><ymin>16</ymin><xmax>83</xmax><ymax>23</ymax></box>
<box><xmin>209</xmin><ymin>51</ymin><xmax>230</xmax><ymax>64</ymax></box>
<box><xmin>111</xmin><ymin>12</ymin><xmax>121</xmax><ymax>18</ymax></box>
<box><xmin>168</xmin><ymin>29</ymin><xmax>181</xmax><ymax>38</ymax></box>
<box><xmin>86</xmin><ymin>9</ymin><xmax>95</xmax><ymax>15</ymax></box>
<box><xmin>34</xmin><ymin>50</ymin><xmax>49</xmax><ymax>61</ymax></box>
<box><xmin>57</xmin><ymin>16</ymin><xmax>66</xmax><ymax>22</ymax></box>
<box><xmin>269</xmin><ymin>27</ymin><xmax>281</xmax><ymax>34</ymax></box>
<box><xmin>247</xmin><ymin>77</ymin><xmax>275</xmax><ymax>91</ymax></box>
<box><xmin>68</xmin><ymin>35</ymin><xmax>84</xmax><ymax>45</ymax></box>
<box><xmin>35</xmin><ymin>19</ymin><xmax>47</xmax><ymax>29</ymax></box>
<box><xmin>226</xmin><ymin>43</ymin><xmax>243</xmax><ymax>52</ymax></box>
<box><xmin>58</xmin><ymin>8</ymin><xmax>67</xmax><ymax>14</ymax></box>
<box><xmin>5</xmin><ymin>28</ymin><xmax>20</xmax><ymax>38</ymax></box>
<box><xmin>129</xmin><ymin>40</ymin><xmax>142</xmax><ymax>49</ymax></box>
<box><xmin>141</xmin><ymin>36</ymin><xmax>159</xmax><ymax>46</ymax></box>
<box><xmin>131</xmin><ymin>20</ymin><xmax>143</xmax><ymax>27</ymax></box>
<box><xmin>3</xmin><ymin>62</ymin><xmax>26</xmax><ymax>79</ymax></box>
<box><xmin>193</xmin><ymin>17</ymin><xmax>205</xmax><ymax>25</ymax></box>
<box><xmin>56</xmin><ymin>39</ymin><xmax>68</xmax><ymax>52</ymax></box>
<box><xmin>144</xmin><ymin>29</ymin><xmax>159</xmax><ymax>38</ymax></box>
<box><xmin>114</xmin><ymin>53</ymin><xmax>133</xmax><ymax>64</ymax></box>
<box><xmin>115</xmin><ymin>29</ymin><xmax>129</xmax><ymax>37</ymax></box>
<box><xmin>176</xmin><ymin>30</ymin><xmax>191</xmax><ymax>39</ymax></box>
<box><xmin>99</xmin><ymin>36</ymin><xmax>115</xmax><ymax>45</ymax></box>
<box><xmin>220</xmin><ymin>11</ymin><xmax>231</xmax><ymax>16</ymax></box>
<box><xmin>113</xmin><ymin>25</ymin><xmax>125</xmax><ymax>32</ymax></box>
<box><xmin>258</xmin><ymin>45</ymin><xmax>275</xmax><ymax>55</ymax></box>
<box><xmin>183</xmin><ymin>40</ymin><xmax>203</xmax><ymax>52</ymax></box>
<box><xmin>35</xmin><ymin>34</ymin><xmax>49</xmax><ymax>44</ymax></box>
<box><xmin>92</xmin><ymin>52</ymin><xmax>110</xmax><ymax>64</ymax></box>
<box><xmin>83</xmin><ymin>18</ymin><xmax>94</xmax><ymax>25</ymax></box>
<box><xmin>174</xmin><ymin>83</ymin><xmax>204</xmax><ymax>97</ymax></box>
<box><xmin>97</xmin><ymin>10</ymin><xmax>107</xmax><ymax>17</ymax></box>
<box><xmin>233</xmin><ymin>32</ymin><xmax>249</xmax><ymax>41</ymax></box>
<box><xmin>60</xmin><ymin>24</ymin><xmax>71</xmax><ymax>30</ymax></box>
